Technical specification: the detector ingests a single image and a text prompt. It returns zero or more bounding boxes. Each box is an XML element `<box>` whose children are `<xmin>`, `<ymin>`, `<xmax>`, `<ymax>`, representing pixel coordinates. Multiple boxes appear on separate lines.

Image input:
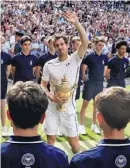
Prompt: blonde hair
<box><xmin>71</xmin><ymin>36</ymin><xmax>81</xmax><ymax>43</ymax></box>
<box><xmin>93</xmin><ymin>36</ymin><xmax>106</xmax><ymax>44</ymax></box>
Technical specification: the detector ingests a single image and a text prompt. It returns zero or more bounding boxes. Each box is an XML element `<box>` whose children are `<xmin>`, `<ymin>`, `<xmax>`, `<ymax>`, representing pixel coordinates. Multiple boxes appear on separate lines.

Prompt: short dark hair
<box><xmin>54</xmin><ymin>35</ymin><xmax>68</xmax><ymax>45</ymax></box>
<box><xmin>115</xmin><ymin>40</ymin><xmax>128</xmax><ymax>49</ymax></box>
<box><xmin>20</xmin><ymin>36</ymin><xmax>32</xmax><ymax>45</ymax></box>
<box><xmin>95</xmin><ymin>87</ymin><xmax>130</xmax><ymax>130</ymax></box>
<box><xmin>7</xmin><ymin>81</ymin><xmax>48</xmax><ymax>129</ymax></box>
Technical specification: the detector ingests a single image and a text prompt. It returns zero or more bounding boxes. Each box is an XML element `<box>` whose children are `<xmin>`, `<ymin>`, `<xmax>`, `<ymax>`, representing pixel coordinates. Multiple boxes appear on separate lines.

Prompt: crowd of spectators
<box><xmin>1</xmin><ymin>1</ymin><xmax>130</xmax><ymax>57</ymax></box>
<box><xmin>1</xmin><ymin>2</ymin><xmax>130</xmax><ymax>167</ymax></box>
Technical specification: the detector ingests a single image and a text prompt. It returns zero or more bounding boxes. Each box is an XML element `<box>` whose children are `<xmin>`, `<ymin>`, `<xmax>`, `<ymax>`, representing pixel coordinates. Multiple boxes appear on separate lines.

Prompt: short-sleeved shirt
<box><xmin>1</xmin><ymin>136</ymin><xmax>69</xmax><ymax>168</ymax></box>
<box><xmin>82</xmin><ymin>52</ymin><xmax>108</xmax><ymax>82</ymax></box>
<box><xmin>42</xmin><ymin>51</ymin><xmax>82</xmax><ymax>114</ymax></box>
<box><xmin>1</xmin><ymin>51</ymin><xmax>12</xmax><ymax>82</ymax></box>
<box><xmin>38</xmin><ymin>51</ymin><xmax>58</xmax><ymax>69</ymax></box>
<box><xmin>11</xmin><ymin>52</ymin><xmax>38</xmax><ymax>83</ymax></box>
<box><xmin>70</xmin><ymin>138</ymin><xmax>130</xmax><ymax>168</ymax></box>
<box><xmin>108</xmin><ymin>55</ymin><xmax>129</xmax><ymax>80</ymax></box>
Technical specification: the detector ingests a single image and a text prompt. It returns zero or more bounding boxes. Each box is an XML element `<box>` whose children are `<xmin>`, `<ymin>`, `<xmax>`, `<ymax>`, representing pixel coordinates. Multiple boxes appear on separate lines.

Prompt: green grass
<box><xmin>76</xmin><ymin>86</ymin><xmax>130</xmax><ymax>141</ymax></box>
<box><xmin>1</xmin><ymin>86</ymin><xmax>130</xmax><ymax>147</ymax></box>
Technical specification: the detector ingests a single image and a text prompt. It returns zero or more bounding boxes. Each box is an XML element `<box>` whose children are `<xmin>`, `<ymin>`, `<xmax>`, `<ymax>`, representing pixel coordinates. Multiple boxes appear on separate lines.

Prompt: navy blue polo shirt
<box><xmin>1</xmin><ymin>136</ymin><xmax>69</xmax><ymax>168</ymax></box>
<box><xmin>38</xmin><ymin>51</ymin><xmax>58</xmax><ymax>68</ymax></box>
<box><xmin>1</xmin><ymin>51</ymin><xmax>12</xmax><ymax>82</ymax></box>
<box><xmin>108</xmin><ymin>55</ymin><xmax>129</xmax><ymax>80</ymax></box>
<box><xmin>82</xmin><ymin>52</ymin><xmax>108</xmax><ymax>82</ymax></box>
<box><xmin>70</xmin><ymin>138</ymin><xmax>130</xmax><ymax>168</ymax></box>
<box><xmin>11</xmin><ymin>52</ymin><xmax>38</xmax><ymax>83</ymax></box>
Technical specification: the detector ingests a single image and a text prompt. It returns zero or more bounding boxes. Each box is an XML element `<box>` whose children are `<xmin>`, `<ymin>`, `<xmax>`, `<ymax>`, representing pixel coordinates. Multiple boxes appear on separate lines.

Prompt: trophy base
<box><xmin>56</xmin><ymin>104</ymin><xmax>66</xmax><ymax>112</ymax></box>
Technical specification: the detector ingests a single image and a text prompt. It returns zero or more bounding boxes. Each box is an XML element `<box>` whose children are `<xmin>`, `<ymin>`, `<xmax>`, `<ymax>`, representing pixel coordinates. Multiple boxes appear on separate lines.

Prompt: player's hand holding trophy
<box><xmin>54</xmin><ymin>75</ymin><xmax>77</xmax><ymax>112</ymax></box>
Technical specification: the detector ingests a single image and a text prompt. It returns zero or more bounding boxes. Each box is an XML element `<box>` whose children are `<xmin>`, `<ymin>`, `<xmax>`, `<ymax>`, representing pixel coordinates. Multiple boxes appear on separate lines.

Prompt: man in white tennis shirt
<box><xmin>41</xmin><ymin>11</ymin><xmax>88</xmax><ymax>153</ymax></box>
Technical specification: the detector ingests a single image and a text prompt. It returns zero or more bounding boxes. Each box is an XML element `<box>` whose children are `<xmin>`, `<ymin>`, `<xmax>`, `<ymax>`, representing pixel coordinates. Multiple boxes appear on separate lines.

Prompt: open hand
<box><xmin>62</xmin><ymin>11</ymin><xmax>79</xmax><ymax>25</ymax></box>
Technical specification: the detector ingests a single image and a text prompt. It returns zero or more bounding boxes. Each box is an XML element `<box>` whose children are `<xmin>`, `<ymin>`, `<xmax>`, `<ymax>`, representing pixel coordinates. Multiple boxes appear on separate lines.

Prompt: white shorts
<box><xmin>44</xmin><ymin>109</ymin><xmax>78</xmax><ymax>137</ymax></box>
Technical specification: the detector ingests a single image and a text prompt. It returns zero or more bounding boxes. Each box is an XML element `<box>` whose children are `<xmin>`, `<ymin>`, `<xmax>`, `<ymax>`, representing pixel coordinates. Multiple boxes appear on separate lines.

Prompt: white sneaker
<box><xmin>2</xmin><ymin>126</ymin><xmax>8</xmax><ymax>137</ymax></box>
<box><xmin>79</xmin><ymin>125</ymin><xmax>86</xmax><ymax>135</ymax></box>
<box><xmin>91</xmin><ymin>124</ymin><xmax>101</xmax><ymax>134</ymax></box>
<box><xmin>8</xmin><ymin>127</ymin><xmax>14</xmax><ymax>136</ymax></box>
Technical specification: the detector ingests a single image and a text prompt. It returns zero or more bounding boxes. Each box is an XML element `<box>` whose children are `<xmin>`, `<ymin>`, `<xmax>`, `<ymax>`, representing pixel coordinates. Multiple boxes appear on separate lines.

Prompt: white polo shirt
<box><xmin>42</xmin><ymin>51</ymin><xmax>82</xmax><ymax>114</ymax></box>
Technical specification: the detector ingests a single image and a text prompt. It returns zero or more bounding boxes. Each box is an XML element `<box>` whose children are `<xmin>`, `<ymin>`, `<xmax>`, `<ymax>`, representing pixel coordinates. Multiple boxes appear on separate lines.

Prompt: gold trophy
<box><xmin>54</xmin><ymin>75</ymin><xmax>77</xmax><ymax>112</ymax></box>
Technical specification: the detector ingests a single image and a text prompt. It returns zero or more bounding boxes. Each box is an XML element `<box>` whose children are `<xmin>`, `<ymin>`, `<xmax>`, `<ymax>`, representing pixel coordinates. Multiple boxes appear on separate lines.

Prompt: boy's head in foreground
<box><xmin>7</xmin><ymin>81</ymin><xmax>48</xmax><ymax>131</ymax></box>
<box><xmin>95</xmin><ymin>87</ymin><xmax>130</xmax><ymax>136</ymax></box>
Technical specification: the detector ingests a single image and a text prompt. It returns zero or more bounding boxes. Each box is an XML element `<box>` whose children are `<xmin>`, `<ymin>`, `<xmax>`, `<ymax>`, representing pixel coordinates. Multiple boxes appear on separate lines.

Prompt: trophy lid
<box><xmin>61</xmin><ymin>75</ymin><xmax>68</xmax><ymax>83</ymax></box>
<box><xmin>55</xmin><ymin>75</ymin><xmax>71</xmax><ymax>92</ymax></box>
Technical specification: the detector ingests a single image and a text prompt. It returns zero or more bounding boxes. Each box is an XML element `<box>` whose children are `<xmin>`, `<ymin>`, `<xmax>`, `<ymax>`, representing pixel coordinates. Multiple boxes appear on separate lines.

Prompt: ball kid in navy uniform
<box><xmin>105</xmin><ymin>40</ymin><xmax>129</xmax><ymax>88</ymax></box>
<box><xmin>79</xmin><ymin>37</ymin><xmax>108</xmax><ymax>135</ymax></box>
<box><xmin>1</xmin><ymin>81</ymin><xmax>69</xmax><ymax>168</ymax></box>
<box><xmin>11</xmin><ymin>36</ymin><xmax>39</xmax><ymax>83</ymax></box>
<box><xmin>70</xmin><ymin>87</ymin><xmax>130</xmax><ymax>168</ymax></box>
<box><xmin>1</xmin><ymin>36</ymin><xmax>12</xmax><ymax>136</ymax></box>
<box><xmin>36</xmin><ymin>36</ymin><xmax>58</xmax><ymax>84</ymax></box>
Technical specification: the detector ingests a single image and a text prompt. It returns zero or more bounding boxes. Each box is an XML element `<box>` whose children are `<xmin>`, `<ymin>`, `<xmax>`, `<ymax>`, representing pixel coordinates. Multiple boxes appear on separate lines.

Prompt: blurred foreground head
<box><xmin>95</xmin><ymin>87</ymin><xmax>130</xmax><ymax>131</ymax></box>
<box><xmin>7</xmin><ymin>81</ymin><xmax>48</xmax><ymax>129</ymax></box>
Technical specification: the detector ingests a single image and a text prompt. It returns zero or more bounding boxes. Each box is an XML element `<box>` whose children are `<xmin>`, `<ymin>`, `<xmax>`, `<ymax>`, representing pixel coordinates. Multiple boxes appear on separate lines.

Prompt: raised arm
<box><xmin>63</xmin><ymin>11</ymin><xmax>88</xmax><ymax>59</ymax></box>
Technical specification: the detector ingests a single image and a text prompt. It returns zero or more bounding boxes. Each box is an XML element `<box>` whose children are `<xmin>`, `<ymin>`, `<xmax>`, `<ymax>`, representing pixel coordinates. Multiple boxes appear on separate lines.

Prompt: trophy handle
<box><xmin>71</xmin><ymin>84</ymin><xmax>78</xmax><ymax>94</ymax></box>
